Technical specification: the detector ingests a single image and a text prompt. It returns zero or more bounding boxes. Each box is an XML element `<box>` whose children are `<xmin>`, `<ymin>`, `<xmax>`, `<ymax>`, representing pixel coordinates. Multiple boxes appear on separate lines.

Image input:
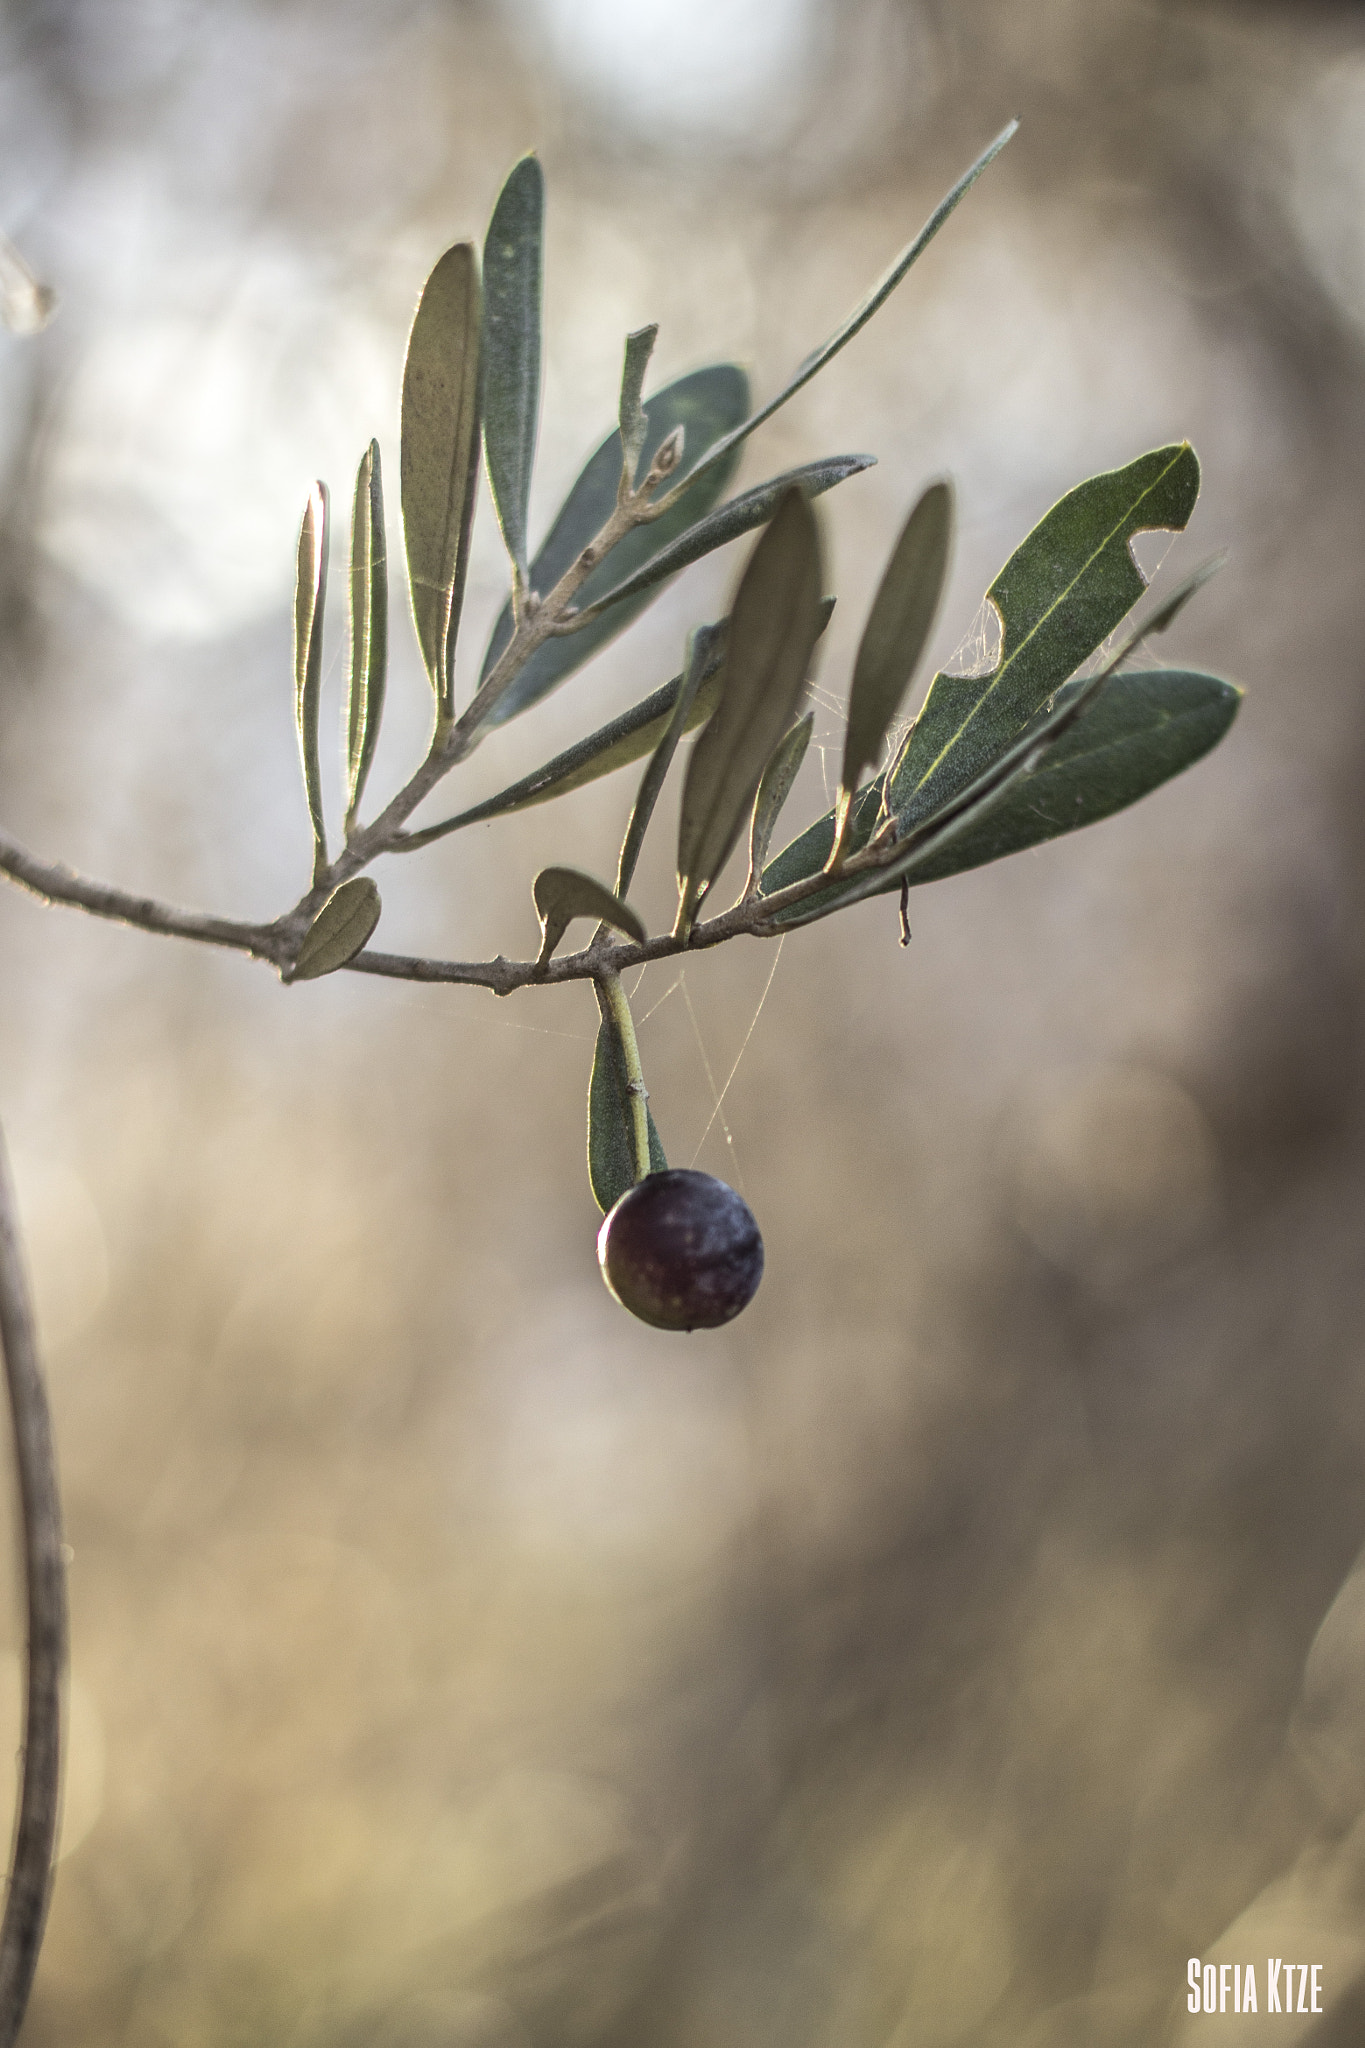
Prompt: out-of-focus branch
<box><xmin>0</xmin><ymin>1126</ymin><xmax>67</xmax><ymax>2047</ymax></box>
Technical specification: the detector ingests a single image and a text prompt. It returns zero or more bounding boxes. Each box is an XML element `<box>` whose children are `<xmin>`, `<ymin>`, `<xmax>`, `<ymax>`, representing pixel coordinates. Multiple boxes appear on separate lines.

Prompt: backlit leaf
<box><xmin>839</xmin><ymin>480</ymin><xmax>952</xmax><ymax>808</ymax></box>
<box><xmin>294</xmin><ymin>480</ymin><xmax>329</xmax><ymax>884</ymax></box>
<box><xmin>665</xmin><ymin>122</ymin><xmax>1017</xmax><ymax>505</ymax></box>
<box><xmin>402</xmin><ymin>241</ymin><xmax>482</xmax><ymax>715</ymax></box>
<box><xmin>289</xmin><ymin>877</ymin><xmax>382</xmax><ymax>980</ymax></box>
<box><xmin>746</xmin><ymin>711</ymin><xmax>814</xmax><ymax>897</ymax></box>
<box><xmin>616</xmin><ymin>621</ymin><xmax>725</xmax><ymax>897</ymax></box>
<box><xmin>482</xmin><ymin>155</ymin><xmax>543</xmax><ymax>579</ymax></box>
<box><xmin>676</xmin><ymin>486</ymin><xmax>823</xmax><ymax>930</ymax></box>
<box><xmin>345</xmin><ymin>440</ymin><xmax>387</xmax><ymax>824</ymax></box>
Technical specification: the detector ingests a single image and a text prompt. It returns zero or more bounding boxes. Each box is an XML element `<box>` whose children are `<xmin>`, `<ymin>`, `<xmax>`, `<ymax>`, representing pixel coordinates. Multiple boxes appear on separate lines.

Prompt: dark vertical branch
<box><xmin>0</xmin><ymin>1125</ymin><xmax>66</xmax><ymax>2047</ymax></box>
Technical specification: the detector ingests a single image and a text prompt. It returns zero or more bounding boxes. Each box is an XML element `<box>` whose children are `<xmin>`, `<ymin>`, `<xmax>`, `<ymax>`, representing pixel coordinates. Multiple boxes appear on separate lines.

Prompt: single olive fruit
<box><xmin>597</xmin><ymin>1168</ymin><xmax>764</xmax><ymax>1331</ymax></box>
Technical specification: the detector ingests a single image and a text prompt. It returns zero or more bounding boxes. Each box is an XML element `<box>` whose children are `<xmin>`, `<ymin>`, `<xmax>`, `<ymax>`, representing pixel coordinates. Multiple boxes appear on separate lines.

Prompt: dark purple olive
<box><xmin>597</xmin><ymin>1169</ymin><xmax>764</xmax><ymax>1331</ymax></box>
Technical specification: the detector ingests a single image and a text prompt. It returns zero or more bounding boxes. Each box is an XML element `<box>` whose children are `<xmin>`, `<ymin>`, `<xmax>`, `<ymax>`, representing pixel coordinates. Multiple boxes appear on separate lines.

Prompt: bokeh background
<box><xmin>2</xmin><ymin>0</ymin><xmax>1365</xmax><ymax>2041</ymax></box>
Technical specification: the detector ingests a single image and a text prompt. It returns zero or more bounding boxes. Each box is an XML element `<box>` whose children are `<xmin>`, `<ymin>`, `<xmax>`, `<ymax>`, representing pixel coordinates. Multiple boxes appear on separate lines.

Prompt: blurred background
<box><xmin>2</xmin><ymin>0</ymin><xmax>1365</xmax><ymax>2041</ymax></box>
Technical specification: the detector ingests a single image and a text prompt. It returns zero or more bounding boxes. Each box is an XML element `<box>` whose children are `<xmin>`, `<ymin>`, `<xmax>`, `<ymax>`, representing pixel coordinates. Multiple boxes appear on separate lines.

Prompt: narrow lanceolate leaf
<box><xmin>746</xmin><ymin>711</ymin><xmax>813</xmax><ymax>897</ymax></box>
<box><xmin>663</xmin><ymin>121</ymin><xmax>1018</xmax><ymax>508</ymax></box>
<box><xmin>760</xmin><ymin>669</ymin><xmax>1240</xmax><ymax>926</ymax></box>
<box><xmin>294</xmin><ymin>481</ymin><xmax>330</xmax><ymax>884</ymax></box>
<box><xmin>676</xmin><ymin>486</ymin><xmax>824</xmax><ymax>931</ymax></box>
<box><xmin>573</xmin><ymin>454</ymin><xmax>874</xmax><ymax>625</ymax></box>
<box><xmin>757</xmin><ymin>782</ymin><xmax>883</xmax><ymax>915</ymax></box>
<box><xmin>892</xmin><ymin>668</ymin><xmax>1241</xmax><ymax>887</ymax></box>
<box><xmin>345</xmin><ymin>440</ymin><xmax>388</xmax><ymax>825</ymax></box>
<box><xmin>617</xmin><ymin>621</ymin><xmax>724</xmax><ymax>898</ymax></box>
<box><xmin>618</xmin><ymin>324</ymin><xmax>658</xmax><ymax>483</ymax></box>
<box><xmin>887</xmin><ymin>443</ymin><xmax>1201</xmax><ymax>832</ymax></box>
<box><xmin>402</xmin><ymin>241</ymin><xmax>483</xmax><ymax>716</ymax></box>
<box><xmin>758</xmin><ymin>555</ymin><xmax>1231</xmax><ymax>916</ymax></box>
<box><xmin>398</xmin><ymin>595</ymin><xmax>835</xmax><ymax>851</ymax></box>
<box><xmin>588</xmin><ymin>1017</ymin><xmax>667</xmax><ymax>1213</ymax></box>
<box><xmin>476</xmin><ymin>363</ymin><xmax>750</xmax><ymax>730</ymax></box>
<box><xmin>533</xmin><ymin>866</ymin><xmax>647</xmax><ymax>968</ymax></box>
<box><xmin>839</xmin><ymin>480</ymin><xmax>952</xmax><ymax>814</ymax></box>
<box><xmin>289</xmin><ymin>877</ymin><xmax>382</xmax><ymax>981</ymax></box>
<box><xmin>482</xmin><ymin>155</ymin><xmax>543</xmax><ymax>579</ymax></box>
<box><xmin>399</xmin><ymin>640</ymin><xmax>730</xmax><ymax>849</ymax></box>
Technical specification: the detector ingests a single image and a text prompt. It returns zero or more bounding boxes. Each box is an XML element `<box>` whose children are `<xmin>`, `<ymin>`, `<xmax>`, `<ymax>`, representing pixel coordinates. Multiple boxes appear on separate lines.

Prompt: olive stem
<box><xmin>597</xmin><ymin>969</ymin><xmax>652</xmax><ymax>1185</ymax></box>
<box><xmin>0</xmin><ymin>1122</ymin><xmax>67</xmax><ymax>2047</ymax></box>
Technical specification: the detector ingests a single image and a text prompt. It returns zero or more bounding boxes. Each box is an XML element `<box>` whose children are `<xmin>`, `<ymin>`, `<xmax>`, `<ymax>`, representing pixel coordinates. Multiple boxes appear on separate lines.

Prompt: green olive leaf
<box><xmin>886</xmin><ymin>443</ymin><xmax>1201</xmax><ymax>832</ymax></box>
<box><xmin>401</xmin><ymin>241</ymin><xmax>483</xmax><ymax>716</ymax></box>
<box><xmin>294</xmin><ymin>480</ymin><xmax>330</xmax><ymax>884</ymax></box>
<box><xmin>532</xmin><ymin>865</ymin><xmax>647</xmax><ymax>968</ymax></box>
<box><xmin>288</xmin><ymin>876</ymin><xmax>382</xmax><ymax>981</ymax></box>
<box><xmin>345</xmin><ymin>440</ymin><xmax>387</xmax><ymax>826</ymax></box>
<box><xmin>746</xmin><ymin>710</ymin><xmax>814</xmax><ymax>898</ymax></box>
<box><xmin>475</xmin><ymin>363</ymin><xmax>750</xmax><ymax>730</ymax></box>
<box><xmin>760</xmin><ymin>538</ymin><xmax>1227</xmax><ymax>915</ymax></box>
<box><xmin>676</xmin><ymin>485</ymin><xmax>824</xmax><ymax>932</ymax></box>
<box><xmin>839</xmin><ymin>479</ymin><xmax>952</xmax><ymax>812</ymax></box>
<box><xmin>616</xmin><ymin>621</ymin><xmax>725</xmax><ymax>898</ymax></box>
<box><xmin>660</xmin><ymin>121</ymin><xmax>1017</xmax><ymax>508</ymax></box>
<box><xmin>399</xmin><ymin>639</ymin><xmax>729</xmax><ymax>850</ymax></box>
<box><xmin>482</xmin><ymin>155</ymin><xmax>543</xmax><ymax>580</ymax></box>
<box><xmin>760</xmin><ymin>668</ymin><xmax>1240</xmax><ymax>926</ymax></box>
<box><xmin>588</xmin><ymin>1015</ymin><xmax>667</xmax><ymax>1213</ymax></box>
<box><xmin>572</xmin><ymin>453</ymin><xmax>874</xmax><ymax>625</ymax></box>
<box><xmin>618</xmin><ymin>324</ymin><xmax>658</xmax><ymax>483</ymax></box>
<box><xmin>400</xmin><ymin>600</ymin><xmax>836</xmax><ymax>852</ymax></box>
<box><xmin>891</xmin><ymin>666</ymin><xmax>1242</xmax><ymax>889</ymax></box>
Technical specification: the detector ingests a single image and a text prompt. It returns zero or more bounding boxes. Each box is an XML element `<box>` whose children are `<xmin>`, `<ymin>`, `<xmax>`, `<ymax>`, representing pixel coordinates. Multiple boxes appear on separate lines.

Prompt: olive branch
<box><xmin>0</xmin><ymin>118</ymin><xmax>1244</xmax><ymax>2041</ymax></box>
<box><xmin>0</xmin><ymin>120</ymin><xmax>1237</xmax><ymax>1218</ymax></box>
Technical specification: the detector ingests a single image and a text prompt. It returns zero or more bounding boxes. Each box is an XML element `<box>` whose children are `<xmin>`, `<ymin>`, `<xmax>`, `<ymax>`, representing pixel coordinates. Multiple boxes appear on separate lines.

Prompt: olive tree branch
<box><xmin>0</xmin><ymin>831</ymin><xmax>286</xmax><ymax>965</ymax></box>
<box><xmin>3</xmin><ymin>648</ymin><xmax>1074</xmax><ymax>996</ymax></box>
<box><xmin>0</xmin><ymin>797</ymin><xmax>849</xmax><ymax>993</ymax></box>
<box><xmin>437</xmin><ymin>427</ymin><xmax>683</xmax><ymax>747</ymax></box>
<box><xmin>281</xmin><ymin>433</ymin><xmax>690</xmax><ymax>951</ymax></box>
<box><xmin>2</xmin><ymin>711</ymin><xmax>1025</xmax><ymax>997</ymax></box>
<box><xmin>0</xmin><ymin>1124</ymin><xmax>67</xmax><ymax>2048</ymax></box>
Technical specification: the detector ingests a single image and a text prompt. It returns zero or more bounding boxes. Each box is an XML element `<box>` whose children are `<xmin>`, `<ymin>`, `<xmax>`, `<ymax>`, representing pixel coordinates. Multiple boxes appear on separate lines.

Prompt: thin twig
<box><xmin>0</xmin><ymin>831</ymin><xmax>283</xmax><ymax>964</ymax></box>
<box><xmin>285</xmin><ymin>459</ymin><xmax>679</xmax><ymax>941</ymax></box>
<box><xmin>2</xmin><ymin>638</ymin><xmax>1093</xmax><ymax>998</ymax></box>
<box><xmin>0</xmin><ymin>1125</ymin><xmax>67</xmax><ymax>2047</ymax></box>
<box><xmin>0</xmin><ymin>740</ymin><xmax>978</xmax><ymax>1000</ymax></box>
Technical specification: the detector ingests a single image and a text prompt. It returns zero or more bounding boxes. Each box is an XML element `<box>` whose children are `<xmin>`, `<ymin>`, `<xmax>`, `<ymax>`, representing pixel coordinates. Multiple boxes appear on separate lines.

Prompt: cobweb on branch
<box><xmin>628</xmin><ymin>939</ymin><xmax>787</xmax><ymax>1195</ymax></box>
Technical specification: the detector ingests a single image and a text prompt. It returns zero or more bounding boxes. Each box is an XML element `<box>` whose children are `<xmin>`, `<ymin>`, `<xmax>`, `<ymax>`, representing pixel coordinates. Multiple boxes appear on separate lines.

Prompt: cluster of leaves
<box><xmin>278</xmin><ymin>130</ymin><xmax>1239</xmax><ymax>1214</ymax></box>
<box><xmin>0</xmin><ymin>128</ymin><xmax>1247</xmax><ymax>2048</ymax></box>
